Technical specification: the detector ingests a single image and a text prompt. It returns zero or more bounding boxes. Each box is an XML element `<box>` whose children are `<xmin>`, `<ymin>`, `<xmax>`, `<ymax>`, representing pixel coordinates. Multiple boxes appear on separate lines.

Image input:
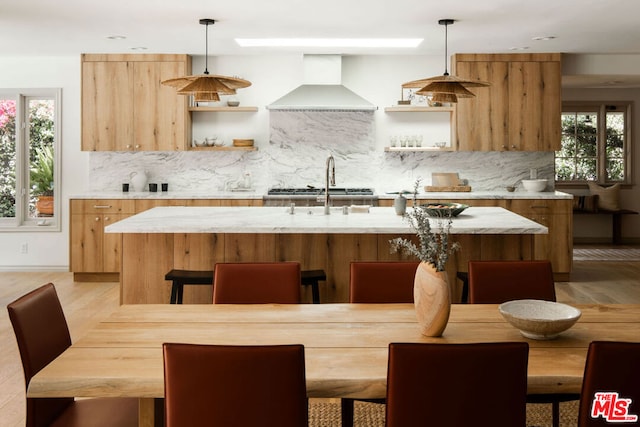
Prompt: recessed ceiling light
<box><xmin>235</xmin><ymin>38</ymin><xmax>423</xmax><ymax>48</ymax></box>
<box><xmin>509</xmin><ymin>46</ymin><xmax>530</xmax><ymax>51</ymax></box>
<box><xmin>532</xmin><ymin>36</ymin><xmax>557</xmax><ymax>41</ymax></box>
<box><xmin>130</xmin><ymin>47</ymin><xmax>148</xmax><ymax>51</ymax></box>
<box><xmin>106</xmin><ymin>35</ymin><xmax>127</xmax><ymax>40</ymax></box>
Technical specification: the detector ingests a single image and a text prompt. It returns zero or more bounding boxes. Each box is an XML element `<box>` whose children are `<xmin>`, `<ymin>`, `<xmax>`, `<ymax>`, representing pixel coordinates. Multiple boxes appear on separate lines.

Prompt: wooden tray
<box><xmin>425</xmin><ymin>185</ymin><xmax>472</xmax><ymax>192</ymax></box>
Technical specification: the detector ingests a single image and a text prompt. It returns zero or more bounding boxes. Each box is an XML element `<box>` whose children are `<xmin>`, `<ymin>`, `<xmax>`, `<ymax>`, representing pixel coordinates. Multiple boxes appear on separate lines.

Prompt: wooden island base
<box><xmin>120</xmin><ymin>232</ymin><xmax>533</xmax><ymax>304</ymax></box>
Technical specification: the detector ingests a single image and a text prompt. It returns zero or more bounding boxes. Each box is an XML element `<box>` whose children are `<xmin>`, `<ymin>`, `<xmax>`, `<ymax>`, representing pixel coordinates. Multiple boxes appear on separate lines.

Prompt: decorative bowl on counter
<box><xmin>521</xmin><ymin>179</ymin><xmax>547</xmax><ymax>192</ymax></box>
<box><xmin>499</xmin><ymin>299</ymin><xmax>582</xmax><ymax>340</ymax></box>
<box><xmin>420</xmin><ymin>202</ymin><xmax>469</xmax><ymax>217</ymax></box>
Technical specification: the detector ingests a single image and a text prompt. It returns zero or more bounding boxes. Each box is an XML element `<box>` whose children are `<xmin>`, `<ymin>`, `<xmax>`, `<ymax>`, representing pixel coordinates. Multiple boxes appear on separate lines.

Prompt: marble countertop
<box><xmin>69</xmin><ymin>191</ymin><xmax>264</xmax><ymax>200</ymax></box>
<box><xmin>104</xmin><ymin>206</ymin><xmax>548</xmax><ymax>235</ymax></box>
<box><xmin>71</xmin><ymin>190</ymin><xmax>573</xmax><ymax>200</ymax></box>
<box><xmin>377</xmin><ymin>190</ymin><xmax>573</xmax><ymax>200</ymax></box>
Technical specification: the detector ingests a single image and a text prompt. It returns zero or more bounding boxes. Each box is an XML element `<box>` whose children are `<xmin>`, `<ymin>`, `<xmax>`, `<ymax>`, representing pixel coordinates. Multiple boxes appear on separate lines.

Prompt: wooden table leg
<box><xmin>139</xmin><ymin>398</ymin><xmax>156</xmax><ymax>427</ymax></box>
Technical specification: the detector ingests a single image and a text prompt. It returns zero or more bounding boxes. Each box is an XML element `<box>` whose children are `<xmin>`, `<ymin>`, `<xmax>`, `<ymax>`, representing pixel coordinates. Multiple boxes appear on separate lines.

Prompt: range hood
<box><xmin>267</xmin><ymin>55</ymin><xmax>377</xmax><ymax>111</ymax></box>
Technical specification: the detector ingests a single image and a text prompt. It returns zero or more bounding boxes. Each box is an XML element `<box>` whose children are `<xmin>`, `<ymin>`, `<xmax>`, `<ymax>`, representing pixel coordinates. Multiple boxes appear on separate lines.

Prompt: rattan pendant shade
<box><xmin>402</xmin><ymin>19</ymin><xmax>489</xmax><ymax>103</ymax></box>
<box><xmin>161</xmin><ymin>19</ymin><xmax>251</xmax><ymax>102</ymax></box>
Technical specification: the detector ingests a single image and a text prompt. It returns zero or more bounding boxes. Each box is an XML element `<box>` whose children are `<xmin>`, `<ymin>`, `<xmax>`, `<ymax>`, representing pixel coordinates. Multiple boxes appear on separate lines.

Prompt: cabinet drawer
<box><xmin>506</xmin><ymin>199</ymin><xmax>571</xmax><ymax>215</ymax></box>
<box><xmin>70</xmin><ymin>199</ymin><xmax>136</xmax><ymax>214</ymax></box>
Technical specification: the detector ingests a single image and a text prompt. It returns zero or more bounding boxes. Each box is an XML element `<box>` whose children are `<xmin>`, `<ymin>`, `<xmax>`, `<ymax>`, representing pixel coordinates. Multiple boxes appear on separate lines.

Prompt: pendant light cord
<box><xmin>204</xmin><ymin>21</ymin><xmax>210</xmax><ymax>75</ymax></box>
<box><xmin>443</xmin><ymin>21</ymin><xmax>449</xmax><ymax>76</ymax></box>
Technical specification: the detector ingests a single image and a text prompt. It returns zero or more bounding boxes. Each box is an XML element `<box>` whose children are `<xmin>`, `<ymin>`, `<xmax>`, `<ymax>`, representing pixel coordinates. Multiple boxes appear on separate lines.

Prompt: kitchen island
<box><xmin>106</xmin><ymin>206</ymin><xmax>547</xmax><ymax>304</ymax></box>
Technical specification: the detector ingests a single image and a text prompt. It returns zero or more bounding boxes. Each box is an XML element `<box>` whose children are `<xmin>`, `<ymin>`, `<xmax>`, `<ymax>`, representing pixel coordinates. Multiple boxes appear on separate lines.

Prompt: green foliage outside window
<box><xmin>0</xmin><ymin>98</ymin><xmax>55</xmax><ymax>218</ymax></box>
<box><xmin>555</xmin><ymin>106</ymin><xmax>626</xmax><ymax>183</ymax></box>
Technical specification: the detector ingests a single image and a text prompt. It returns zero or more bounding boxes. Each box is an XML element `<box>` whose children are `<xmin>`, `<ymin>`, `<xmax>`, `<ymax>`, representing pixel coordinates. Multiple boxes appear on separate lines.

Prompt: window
<box><xmin>0</xmin><ymin>89</ymin><xmax>61</xmax><ymax>230</ymax></box>
<box><xmin>555</xmin><ymin>102</ymin><xmax>632</xmax><ymax>185</ymax></box>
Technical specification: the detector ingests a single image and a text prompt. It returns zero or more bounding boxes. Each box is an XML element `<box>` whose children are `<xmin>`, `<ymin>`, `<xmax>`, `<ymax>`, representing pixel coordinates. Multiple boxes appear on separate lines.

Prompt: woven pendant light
<box><xmin>402</xmin><ymin>19</ymin><xmax>489</xmax><ymax>103</ymax></box>
<box><xmin>162</xmin><ymin>19</ymin><xmax>251</xmax><ymax>102</ymax></box>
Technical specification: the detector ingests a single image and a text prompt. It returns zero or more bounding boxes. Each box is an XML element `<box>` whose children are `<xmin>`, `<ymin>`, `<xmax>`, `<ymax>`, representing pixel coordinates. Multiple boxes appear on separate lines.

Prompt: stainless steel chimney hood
<box><xmin>267</xmin><ymin>55</ymin><xmax>377</xmax><ymax>111</ymax></box>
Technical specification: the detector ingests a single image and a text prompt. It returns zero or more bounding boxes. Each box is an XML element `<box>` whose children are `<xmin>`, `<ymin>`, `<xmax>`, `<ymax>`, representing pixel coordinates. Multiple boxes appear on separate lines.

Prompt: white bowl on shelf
<box><xmin>499</xmin><ymin>299</ymin><xmax>582</xmax><ymax>340</ymax></box>
<box><xmin>521</xmin><ymin>179</ymin><xmax>547</xmax><ymax>192</ymax></box>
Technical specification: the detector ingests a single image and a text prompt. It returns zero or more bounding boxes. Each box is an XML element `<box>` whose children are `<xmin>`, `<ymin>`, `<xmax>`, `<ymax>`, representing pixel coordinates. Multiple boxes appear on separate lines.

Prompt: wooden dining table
<box><xmin>27</xmin><ymin>303</ymin><xmax>640</xmax><ymax>426</ymax></box>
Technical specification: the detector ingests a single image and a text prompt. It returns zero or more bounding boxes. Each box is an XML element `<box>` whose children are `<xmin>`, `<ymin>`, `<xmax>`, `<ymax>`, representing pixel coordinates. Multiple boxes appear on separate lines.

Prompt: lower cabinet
<box><xmin>69</xmin><ymin>198</ymin><xmax>263</xmax><ymax>281</ymax></box>
<box><xmin>70</xmin><ymin>199</ymin><xmax>136</xmax><ymax>281</ymax></box>
<box><xmin>380</xmin><ymin>197</ymin><xmax>572</xmax><ymax>280</ymax></box>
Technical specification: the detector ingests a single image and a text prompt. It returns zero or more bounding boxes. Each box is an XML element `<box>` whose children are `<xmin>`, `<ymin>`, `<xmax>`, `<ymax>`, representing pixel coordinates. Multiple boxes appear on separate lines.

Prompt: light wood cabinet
<box><xmin>504</xmin><ymin>199</ymin><xmax>572</xmax><ymax>278</ymax></box>
<box><xmin>452</xmin><ymin>53</ymin><xmax>561</xmax><ymax>152</ymax></box>
<box><xmin>70</xmin><ymin>198</ymin><xmax>263</xmax><ymax>281</ymax></box>
<box><xmin>380</xmin><ymin>197</ymin><xmax>572</xmax><ymax>279</ymax></box>
<box><xmin>70</xmin><ymin>199</ymin><xmax>136</xmax><ymax>280</ymax></box>
<box><xmin>81</xmin><ymin>54</ymin><xmax>191</xmax><ymax>151</ymax></box>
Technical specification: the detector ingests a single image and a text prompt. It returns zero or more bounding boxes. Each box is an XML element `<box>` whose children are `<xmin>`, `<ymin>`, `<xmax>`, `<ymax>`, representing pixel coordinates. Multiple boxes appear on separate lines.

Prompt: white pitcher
<box><xmin>130</xmin><ymin>171</ymin><xmax>148</xmax><ymax>192</ymax></box>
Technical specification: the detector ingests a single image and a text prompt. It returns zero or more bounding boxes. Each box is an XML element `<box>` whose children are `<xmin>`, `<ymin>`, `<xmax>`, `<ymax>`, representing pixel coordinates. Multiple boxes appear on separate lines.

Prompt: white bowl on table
<box><xmin>499</xmin><ymin>299</ymin><xmax>582</xmax><ymax>340</ymax></box>
<box><xmin>521</xmin><ymin>179</ymin><xmax>548</xmax><ymax>192</ymax></box>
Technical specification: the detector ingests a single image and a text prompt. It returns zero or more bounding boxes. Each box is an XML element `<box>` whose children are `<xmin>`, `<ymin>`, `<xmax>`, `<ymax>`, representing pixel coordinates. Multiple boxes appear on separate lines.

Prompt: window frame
<box><xmin>555</xmin><ymin>101</ymin><xmax>633</xmax><ymax>188</ymax></box>
<box><xmin>0</xmin><ymin>88</ymin><xmax>61</xmax><ymax>231</ymax></box>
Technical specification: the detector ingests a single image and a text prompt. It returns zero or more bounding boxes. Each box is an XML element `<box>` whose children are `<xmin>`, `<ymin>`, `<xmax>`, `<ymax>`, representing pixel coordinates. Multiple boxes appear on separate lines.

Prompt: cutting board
<box><xmin>431</xmin><ymin>173</ymin><xmax>460</xmax><ymax>187</ymax></box>
<box><xmin>425</xmin><ymin>185</ymin><xmax>472</xmax><ymax>192</ymax></box>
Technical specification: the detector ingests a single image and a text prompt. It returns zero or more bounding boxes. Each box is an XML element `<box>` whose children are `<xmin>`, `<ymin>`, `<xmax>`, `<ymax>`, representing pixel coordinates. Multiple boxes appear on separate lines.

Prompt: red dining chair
<box><xmin>7</xmin><ymin>283</ymin><xmax>138</xmax><ymax>427</ymax></box>
<box><xmin>468</xmin><ymin>260</ymin><xmax>556</xmax><ymax>303</ymax></box>
<box><xmin>468</xmin><ymin>259</ymin><xmax>574</xmax><ymax>427</ymax></box>
<box><xmin>342</xmin><ymin>261</ymin><xmax>419</xmax><ymax>427</ymax></box>
<box><xmin>163</xmin><ymin>343</ymin><xmax>308</xmax><ymax>427</ymax></box>
<box><xmin>386</xmin><ymin>342</ymin><xmax>529</xmax><ymax>427</ymax></box>
<box><xmin>578</xmin><ymin>341</ymin><xmax>640</xmax><ymax>427</ymax></box>
<box><xmin>213</xmin><ymin>262</ymin><xmax>301</xmax><ymax>304</ymax></box>
<box><xmin>349</xmin><ymin>261</ymin><xmax>419</xmax><ymax>303</ymax></box>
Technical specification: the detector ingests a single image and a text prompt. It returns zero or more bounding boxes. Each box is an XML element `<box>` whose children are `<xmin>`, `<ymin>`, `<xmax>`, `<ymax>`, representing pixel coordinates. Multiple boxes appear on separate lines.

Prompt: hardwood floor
<box><xmin>1</xmin><ymin>249</ymin><xmax>639</xmax><ymax>427</ymax></box>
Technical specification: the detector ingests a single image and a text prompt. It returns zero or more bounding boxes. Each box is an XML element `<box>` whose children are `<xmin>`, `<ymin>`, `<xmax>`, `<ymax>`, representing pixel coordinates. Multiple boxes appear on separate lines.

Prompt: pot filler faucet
<box><xmin>324</xmin><ymin>154</ymin><xmax>336</xmax><ymax>215</ymax></box>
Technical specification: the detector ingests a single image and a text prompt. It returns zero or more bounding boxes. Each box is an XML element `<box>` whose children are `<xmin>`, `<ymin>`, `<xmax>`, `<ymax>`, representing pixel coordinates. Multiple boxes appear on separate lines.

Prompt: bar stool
<box><xmin>165</xmin><ymin>269</ymin><xmax>214</xmax><ymax>304</ymax></box>
<box><xmin>301</xmin><ymin>269</ymin><xmax>326</xmax><ymax>304</ymax></box>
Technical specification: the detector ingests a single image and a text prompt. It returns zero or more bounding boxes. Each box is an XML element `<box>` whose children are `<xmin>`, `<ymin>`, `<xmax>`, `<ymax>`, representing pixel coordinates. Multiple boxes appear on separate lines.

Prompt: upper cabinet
<box><xmin>452</xmin><ymin>53</ymin><xmax>561</xmax><ymax>152</ymax></box>
<box><xmin>81</xmin><ymin>54</ymin><xmax>191</xmax><ymax>151</ymax></box>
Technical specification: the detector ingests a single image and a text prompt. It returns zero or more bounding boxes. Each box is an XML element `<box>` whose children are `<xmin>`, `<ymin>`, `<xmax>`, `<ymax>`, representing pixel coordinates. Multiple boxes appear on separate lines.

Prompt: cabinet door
<box><xmin>70</xmin><ymin>213</ymin><xmax>104</xmax><ymax>272</ymax></box>
<box><xmin>103</xmin><ymin>213</ymin><xmax>130</xmax><ymax>272</ymax></box>
<box><xmin>82</xmin><ymin>61</ymin><xmax>134</xmax><ymax>151</ymax></box>
<box><xmin>454</xmin><ymin>61</ymin><xmax>509</xmax><ymax>151</ymax></box>
<box><xmin>508</xmin><ymin>61</ymin><xmax>561</xmax><ymax>151</ymax></box>
<box><xmin>133</xmin><ymin>61</ymin><xmax>189</xmax><ymax>151</ymax></box>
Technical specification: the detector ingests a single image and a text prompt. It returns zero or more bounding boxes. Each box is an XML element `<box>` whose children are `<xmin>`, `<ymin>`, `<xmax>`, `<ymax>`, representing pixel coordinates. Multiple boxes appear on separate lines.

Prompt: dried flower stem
<box><xmin>389</xmin><ymin>179</ymin><xmax>460</xmax><ymax>271</ymax></box>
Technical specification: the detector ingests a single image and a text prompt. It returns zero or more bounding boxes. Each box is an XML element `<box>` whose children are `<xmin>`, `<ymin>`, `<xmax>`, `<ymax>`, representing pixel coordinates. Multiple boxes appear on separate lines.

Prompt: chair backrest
<box><xmin>578</xmin><ymin>341</ymin><xmax>640</xmax><ymax>427</ymax></box>
<box><xmin>468</xmin><ymin>260</ymin><xmax>556</xmax><ymax>304</ymax></box>
<box><xmin>163</xmin><ymin>343</ymin><xmax>308</xmax><ymax>427</ymax></box>
<box><xmin>349</xmin><ymin>261</ymin><xmax>419</xmax><ymax>303</ymax></box>
<box><xmin>213</xmin><ymin>262</ymin><xmax>301</xmax><ymax>304</ymax></box>
<box><xmin>7</xmin><ymin>283</ymin><xmax>74</xmax><ymax>427</ymax></box>
<box><xmin>386</xmin><ymin>342</ymin><xmax>529</xmax><ymax>427</ymax></box>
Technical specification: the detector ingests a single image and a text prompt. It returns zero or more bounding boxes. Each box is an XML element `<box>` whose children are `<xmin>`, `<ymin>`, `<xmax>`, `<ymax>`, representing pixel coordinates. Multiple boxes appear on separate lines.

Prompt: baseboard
<box><xmin>574</xmin><ymin>237</ymin><xmax>640</xmax><ymax>245</ymax></box>
<box><xmin>73</xmin><ymin>272</ymin><xmax>119</xmax><ymax>282</ymax></box>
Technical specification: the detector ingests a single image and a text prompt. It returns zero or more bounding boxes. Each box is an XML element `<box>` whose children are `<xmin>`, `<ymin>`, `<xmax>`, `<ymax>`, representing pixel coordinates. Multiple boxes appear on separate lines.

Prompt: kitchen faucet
<box><xmin>324</xmin><ymin>154</ymin><xmax>336</xmax><ymax>215</ymax></box>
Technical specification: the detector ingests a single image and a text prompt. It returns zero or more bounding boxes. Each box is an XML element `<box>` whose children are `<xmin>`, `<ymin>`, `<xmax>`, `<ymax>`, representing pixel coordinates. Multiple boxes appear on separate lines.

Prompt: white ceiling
<box><xmin>3</xmin><ymin>0</ymin><xmax>640</xmax><ymax>86</ymax></box>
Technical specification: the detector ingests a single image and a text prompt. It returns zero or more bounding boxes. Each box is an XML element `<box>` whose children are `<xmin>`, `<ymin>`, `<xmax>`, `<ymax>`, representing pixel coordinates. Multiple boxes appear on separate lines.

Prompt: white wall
<box><xmin>0</xmin><ymin>56</ymin><xmax>85</xmax><ymax>270</ymax></box>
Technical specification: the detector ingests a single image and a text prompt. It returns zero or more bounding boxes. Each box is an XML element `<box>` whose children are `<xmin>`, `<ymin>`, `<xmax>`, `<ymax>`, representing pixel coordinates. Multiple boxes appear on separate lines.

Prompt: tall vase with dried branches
<box><xmin>390</xmin><ymin>180</ymin><xmax>460</xmax><ymax>336</ymax></box>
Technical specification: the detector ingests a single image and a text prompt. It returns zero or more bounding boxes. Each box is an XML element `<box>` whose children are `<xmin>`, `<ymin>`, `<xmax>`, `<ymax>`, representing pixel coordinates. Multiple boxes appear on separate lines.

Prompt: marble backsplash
<box><xmin>89</xmin><ymin>111</ymin><xmax>555</xmax><ymax>194</ymax></box>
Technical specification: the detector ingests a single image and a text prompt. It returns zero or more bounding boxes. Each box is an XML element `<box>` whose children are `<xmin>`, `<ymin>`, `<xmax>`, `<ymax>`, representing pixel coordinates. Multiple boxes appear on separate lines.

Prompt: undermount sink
<box><xmin>285</xmin><ymin>206</ymin><xmax>370</xmax><ymax>215</ymax></box>
<box><xmin>287</xmin><ymin>206</ymin><xmax>346</xmax><ymax>215</ymax></box>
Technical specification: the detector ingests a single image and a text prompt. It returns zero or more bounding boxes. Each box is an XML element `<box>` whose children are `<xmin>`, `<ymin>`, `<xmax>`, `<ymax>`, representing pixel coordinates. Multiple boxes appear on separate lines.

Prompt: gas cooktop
<box><xmin>267</xmin><ymin>187</ymin><xmax>375</xmax><ymax>196</ymax></box>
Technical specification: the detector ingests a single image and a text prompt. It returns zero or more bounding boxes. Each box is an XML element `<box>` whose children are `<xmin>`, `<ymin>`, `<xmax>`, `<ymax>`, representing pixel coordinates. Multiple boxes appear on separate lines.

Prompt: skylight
<box><xmin>235</xmin><ymin>38</ymin><xmax>423</xmax><ymax>48</ymax></box>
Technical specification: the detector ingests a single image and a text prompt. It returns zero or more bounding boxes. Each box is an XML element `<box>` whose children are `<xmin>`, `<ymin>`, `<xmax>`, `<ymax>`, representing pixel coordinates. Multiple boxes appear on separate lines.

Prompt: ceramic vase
<box><xmin>130</xmin><ymin>171</ymin><xmax>148</xmax><ymax>192</ymax></box>
<box><xmin>413</xmin><ymin>261</ymin><xmax>451</xmax><ymax>337</ymax></box>
<box><xmin>394</xmin><ymin>194</ymin><xmax>407</xmax><ymax>215</ymax></box>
